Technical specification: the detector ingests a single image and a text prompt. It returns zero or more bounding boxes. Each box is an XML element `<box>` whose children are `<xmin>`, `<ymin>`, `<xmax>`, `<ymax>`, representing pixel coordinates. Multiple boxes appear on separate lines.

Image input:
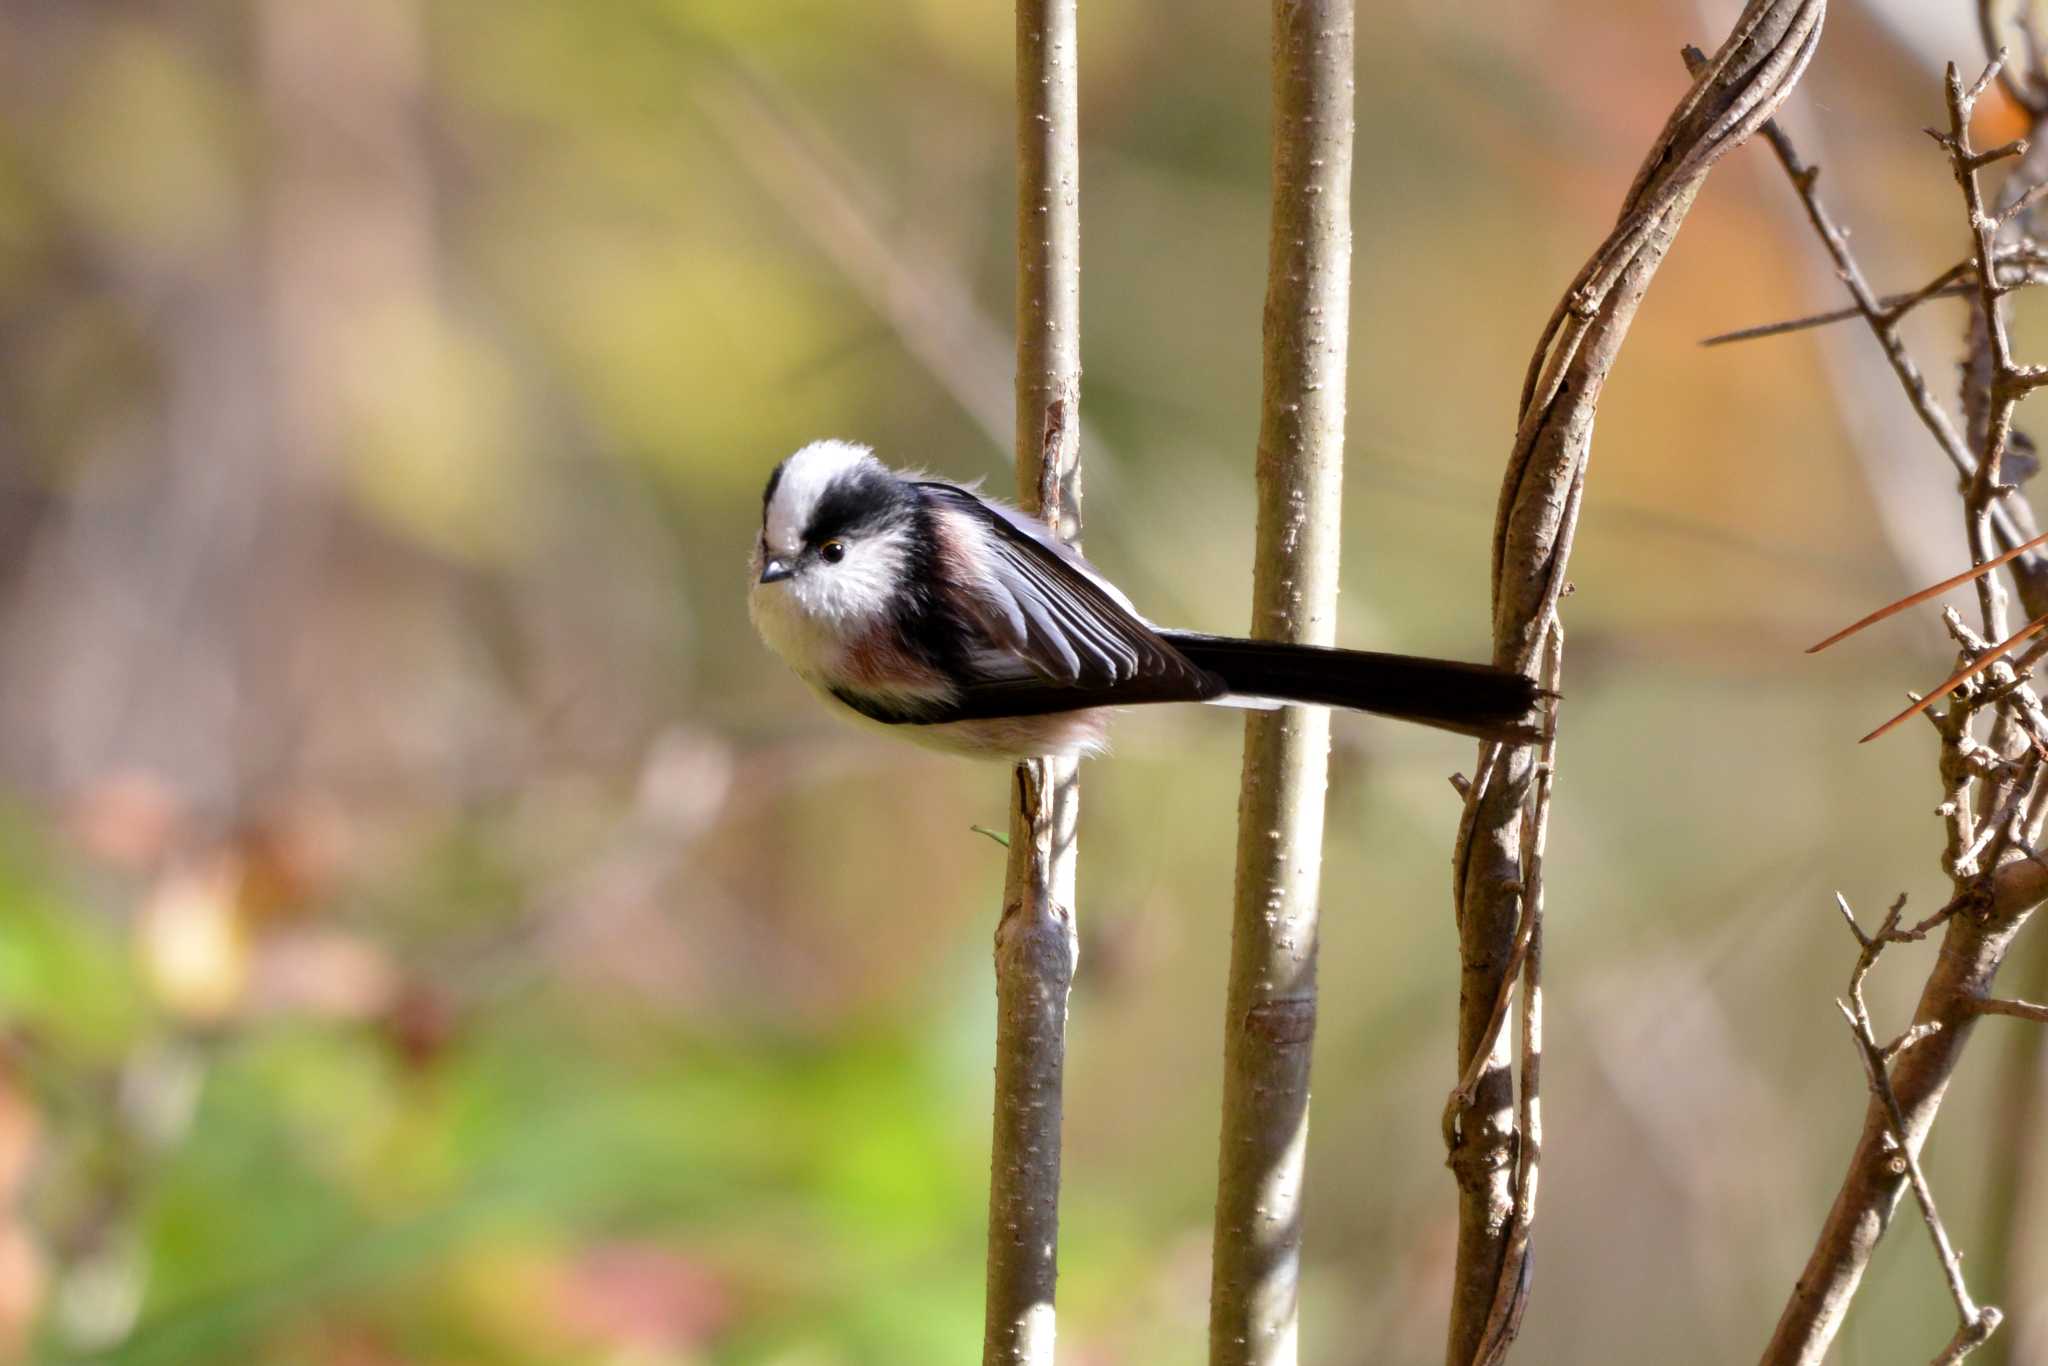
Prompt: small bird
<box><xmin>748</xmin><ymin>440</ymin><xmax>1542</xmax><ymax>759</ymax></box>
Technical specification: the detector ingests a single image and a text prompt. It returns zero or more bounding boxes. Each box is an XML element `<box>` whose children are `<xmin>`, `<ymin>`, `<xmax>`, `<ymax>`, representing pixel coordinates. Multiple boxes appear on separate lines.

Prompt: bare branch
<box><xmin>1831</xmin><ymin>895</ymin><xmax>2003</xmax><ymax>1361</ymax></box>
<box><xmin>1945</xmin><ymin>59</ymin><xmax>2026</xmax><ymax>643</ymax></box>
<box><xmin>983</xmin><ymin>2</ymin><xmax>1082</xmax><ymax>1361</ymax></box>
<box><xmin>1470</xmin><ymin>626</ymin><xmax>1560</xmax><ymax>1366</ymax></box>
<box><xmin>1701</xmin><ymin>247</ymin><xmax>2048</xmax><ymax>349</ymax></box>
<box><xmin>1973</xmin><ymin>995</ymin><xmax>2048</xmax><ymax>1023</ymax></box>
<box><xmin>1752</xmin><ymin>36</ymin><xmax>2048</xmax><ymax>1359</ymax></box>
<box><xmin>1749</xmin><ymin>100</ymin><xmax>2042</xmax><ymax>563</ymax></box>
<box><xmin>1208</xmin><ymin>3</ymin><xmax>1352</xmax><ymax>1361</ymax></box>
<box><xmin>1702</xmin><ymin>264</ymin><xmax>1974</xmax><ymax>346</ymax></box>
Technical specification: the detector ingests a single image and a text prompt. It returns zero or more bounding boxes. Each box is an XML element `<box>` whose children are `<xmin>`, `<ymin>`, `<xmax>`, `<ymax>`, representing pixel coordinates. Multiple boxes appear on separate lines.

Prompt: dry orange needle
<box><xmin>1858</xmin><ymin>607</ymin><xmax>2048</xmax><ymax>743</ymax></box>
<box><xmin>1808</xmin><ymin>530</ymin><xmax>2048</xmax><ymax>654</ymax></box>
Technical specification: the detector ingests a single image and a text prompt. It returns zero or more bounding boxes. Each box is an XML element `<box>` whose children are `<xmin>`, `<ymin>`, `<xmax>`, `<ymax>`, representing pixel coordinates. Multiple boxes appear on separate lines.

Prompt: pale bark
<box><xmin>982</xmin><ymin>1</ymin><xmax>1082</xmax><ymax>1362</ymax></box>
<box><xmin>1207</xmin><ymin>4</ymin><xmax>1353</xmax><ymax>1364</ymax></box>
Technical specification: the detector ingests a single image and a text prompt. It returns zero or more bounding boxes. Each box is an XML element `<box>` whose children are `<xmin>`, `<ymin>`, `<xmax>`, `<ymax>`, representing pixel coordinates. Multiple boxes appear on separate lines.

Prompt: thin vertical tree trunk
<box><xmin>983</xmin><ymin>2</ymin><xmax>1081</xmax><ymax>1363</ymax></box>
<box><xmin>1208</xmin><ymin>4</ymin><xmax>1354</xmax><ymax>1363</ymax></box>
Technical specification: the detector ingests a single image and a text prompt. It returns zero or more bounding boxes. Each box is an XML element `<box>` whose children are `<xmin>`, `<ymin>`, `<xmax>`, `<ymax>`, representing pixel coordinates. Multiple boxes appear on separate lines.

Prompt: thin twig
<box><xmin>1944</xmin><ymin>58</ymin><xmax>2024</xmax><ymax>642</ymax></box>
<box><xmin>982</xmin><ymin>3</ymin><xmax>1082</xmax><ymax>1362</ymax></box>
<box><xmin>1749</xmin><ymin>102</ymin><xmax>2040</xmax><ymax>562</ymax></box>
<box><xmin>1833</xmin><ymin>894</ymin><xmax>2003</xmax><ymax>1360</ymax></box>
<box><xmin>689</xmin><ymin>62</ymin><xmax>1210</xmax><ymax>629</ymax></box>
<box><xmin>1701</xmin><ymin>256</ymin><xmax>2048</xmax><ymax>347</ymax></box>
<box><xmin>1974</xmin><ymin>995</ymin><xmax>2048</xmax><ymax>1023</ymax></box>
<box><xmin>1702</xmin><ymin>265</ymin><xmax>1973</xmax><ymax>346</ymax></box>
<box><xmin>1761</xmin><ymin>44</ymin><xmax>2048</xmax><ymax>1365</ymax></box>
<box><xmin>1471</xmin><ymin>625</ymin><xmax>1560</xmax><ymax>1366</ymax></box>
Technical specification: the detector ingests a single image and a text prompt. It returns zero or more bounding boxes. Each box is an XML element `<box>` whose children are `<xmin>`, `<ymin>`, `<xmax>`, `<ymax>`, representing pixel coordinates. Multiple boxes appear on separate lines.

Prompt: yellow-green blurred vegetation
<box><xmin>0</xmin><ymin>1</ymin><xmax>2041</xmax><ymax>1362</ymax></box>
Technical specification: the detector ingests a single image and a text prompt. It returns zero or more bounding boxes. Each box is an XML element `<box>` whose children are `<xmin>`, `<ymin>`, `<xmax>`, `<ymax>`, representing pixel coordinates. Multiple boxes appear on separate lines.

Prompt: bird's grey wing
<box><xmin>913</xmin><ymin>481</ymin><xmax>1219</xmax><ymax>706</ymax></box>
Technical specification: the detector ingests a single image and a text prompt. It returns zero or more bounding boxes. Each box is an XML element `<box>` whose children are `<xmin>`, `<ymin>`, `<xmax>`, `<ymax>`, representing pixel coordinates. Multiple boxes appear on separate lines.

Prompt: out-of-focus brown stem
<box><xmin>982</xmin><ymin>2</ymin><xmax>1081</xmax><ymax>1363</ymax></box>
<box><xmin>1206</xmin><ymin>2</ymin><xmax>1352</xmax><ymax>1363</ymax></box>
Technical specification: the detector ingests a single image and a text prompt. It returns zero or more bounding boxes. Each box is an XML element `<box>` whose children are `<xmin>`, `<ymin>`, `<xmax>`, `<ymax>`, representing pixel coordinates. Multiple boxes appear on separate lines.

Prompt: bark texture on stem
<box><xmin>982</xmin><ymin>2</ymin><xmax>1081</xmax><ymax>1364</ymax></box>
<box><xmin>1964</xmin><ymin>47</ymin><xmax>2048</xmax><ymax>1360</ymax></box>
<box><xmin>1443</xmin><ymin>6</ymin><xmax>1824</xmax><ymax>1363</ymax></box>
<box><xmin>1208</xmin><ymin>3</ymin><xmax>1352</xmax><ymax>1363</ymax></box>
<box><xmin>1758</xmin><ymin>47</ymin><xmax>2048</xmax><ymax>1366</ymax></box>
<box><xmin>1761</xmin><ymin>871</ymin><xmax>2046</xmax><ymax>1364</ymax></box>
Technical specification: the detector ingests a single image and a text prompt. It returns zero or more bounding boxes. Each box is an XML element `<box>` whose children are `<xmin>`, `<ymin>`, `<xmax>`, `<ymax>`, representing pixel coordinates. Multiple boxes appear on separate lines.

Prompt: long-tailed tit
<box><xmin>748</xmin><ymin>440</ymin><xmax>1541</xmax><ymax>760</ymax></box>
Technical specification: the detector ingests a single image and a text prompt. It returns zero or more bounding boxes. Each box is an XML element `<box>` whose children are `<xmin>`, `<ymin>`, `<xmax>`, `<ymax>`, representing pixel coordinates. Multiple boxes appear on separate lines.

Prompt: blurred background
<box><xmin>1</xmin><ymin>0</ymin><xmax>2044</xmax><ymax>1362</ymax></box>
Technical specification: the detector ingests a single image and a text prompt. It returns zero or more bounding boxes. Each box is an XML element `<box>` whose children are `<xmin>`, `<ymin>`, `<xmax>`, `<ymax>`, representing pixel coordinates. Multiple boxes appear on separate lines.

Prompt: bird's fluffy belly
<box><xmin>824</xmin><ymin>696</ymin><xmax>1113</xmax><ymax>760</ymax></box>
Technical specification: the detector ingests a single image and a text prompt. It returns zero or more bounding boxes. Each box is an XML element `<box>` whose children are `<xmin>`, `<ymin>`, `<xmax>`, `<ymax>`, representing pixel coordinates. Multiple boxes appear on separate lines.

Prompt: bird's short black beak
<box><xmin>759</xmin><ymin>557</ymin><xmax>795</xmax><ymax>584</ymax></box>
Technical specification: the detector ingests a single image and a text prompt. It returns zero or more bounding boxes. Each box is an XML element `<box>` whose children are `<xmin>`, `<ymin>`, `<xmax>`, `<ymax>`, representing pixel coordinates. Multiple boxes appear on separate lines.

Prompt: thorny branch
<box><xmin>1833</xmin><ymin>893</ymin><xmax>2001</xmax><ymax>1362</ymax></box>
<box><xmin>1442</xmin><ymin>5</ymin><xmax>1824</xmax><ymax>1362</ymax></box>
<box><xmin>1741</xmin><ymin>103</ymin><xmax>2045</xmax><ymax>564</ymax></box>
<box><xmin>1751</xmin><ymin>44</ymin><xmax>2048</xmax><ymax>1366</ymax></box>
<box><xmin>1939</xmin><ymin>60</ymin><xmax>2047</xmax><ymax>639</ymax></box>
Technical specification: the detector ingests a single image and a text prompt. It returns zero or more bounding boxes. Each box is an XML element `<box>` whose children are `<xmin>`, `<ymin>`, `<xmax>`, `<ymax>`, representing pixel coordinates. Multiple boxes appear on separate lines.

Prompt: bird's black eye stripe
<box><xmin>804</xmin><ymin>467</ymin><xmax>913</xmax><ymax>545</ymax></box>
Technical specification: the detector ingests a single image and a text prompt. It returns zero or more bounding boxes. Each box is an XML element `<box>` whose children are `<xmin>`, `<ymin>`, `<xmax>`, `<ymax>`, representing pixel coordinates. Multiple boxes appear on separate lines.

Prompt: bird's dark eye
<box><xmin>819</xmin><ymin>539</ymin><xmax>847</xmax><ymax>564</ymax></box>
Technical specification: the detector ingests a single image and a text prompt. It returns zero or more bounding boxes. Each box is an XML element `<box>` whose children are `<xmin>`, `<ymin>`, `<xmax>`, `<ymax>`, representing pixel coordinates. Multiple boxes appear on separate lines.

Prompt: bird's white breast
<box><xmin>748</xmin><ymin>577</ymin><xmax>844</xmax><ymax>685</ymax></box>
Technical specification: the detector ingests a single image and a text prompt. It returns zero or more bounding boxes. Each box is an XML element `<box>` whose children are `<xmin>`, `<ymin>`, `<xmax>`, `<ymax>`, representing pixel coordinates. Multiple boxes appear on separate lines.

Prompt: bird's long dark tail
<box><xmin>1159</xmin><ymin>632</ymin><xmax>1544</xmax><ymax>742</ymax></box>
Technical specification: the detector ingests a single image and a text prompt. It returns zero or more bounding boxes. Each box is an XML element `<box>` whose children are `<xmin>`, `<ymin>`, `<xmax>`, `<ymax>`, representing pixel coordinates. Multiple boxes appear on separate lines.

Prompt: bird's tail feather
<box><xmin>1159</xmin><ymin>632</ymin><xmax>1543</xmax><ymax>742</ymax></box>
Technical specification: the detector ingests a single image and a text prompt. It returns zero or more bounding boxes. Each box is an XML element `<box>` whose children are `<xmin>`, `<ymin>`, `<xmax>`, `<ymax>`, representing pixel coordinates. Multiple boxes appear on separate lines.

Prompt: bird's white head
<box><xmin>749</xmin><ymin>441</ymin><xmax>922</xmax><ymax>671</ymax></box>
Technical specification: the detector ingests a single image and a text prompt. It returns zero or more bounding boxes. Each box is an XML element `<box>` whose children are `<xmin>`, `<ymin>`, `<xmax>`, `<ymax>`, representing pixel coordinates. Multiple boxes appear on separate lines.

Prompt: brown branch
<box><xmin>1739</xmin><ymin>42</ymin><xmax>2048</xmax><ymax>1358</ymax></box>
<box><xmin>1701</xmin><ymin>264</ymin><xmax>1973</xmax><ymax>346</ymax></box>
<box><xmin>1765</xmin><ymin>856</ymin><xmax>2048</xmax><ymax>1363</ymax></box>
<box><xmin>1834</xmin><ymin>895</ymin><xmax>2003</xmax><ymax>1360</ymax></box>
<box><xmin>1442</xmin><ymin>7</ymin><xmax>1826</xmax><ymax>1362</ymax></box>
<box><xmin>1470</xmin><ymin>626</ymin><xmax>1560</xmax><ymax>1366</ymax></box>
<box><xmin>1757</xmin><ymin>65</ymin><xmax>2048</xmax><ymax>1359</ymax></box>
<box><xmin>1749</xmin><ymin>98</ymin><xmax>2042</xmax><ymax>563</ymax></box>
<box><xmin>983</xmin><ymin>1</ymin><xmax>1081</xmax><ymax>1361</ymax></box>
<box><xmin>1943</xmin><ymin>58</ymin><xmax>2028</xmax><ymax>643</ymax></box>
<box><xmin>1974</xmin><ymin>995</ymin><xmax>2048</xmax><ymax>1023</ymax></box>
<box><xmin>1207</xmin><ymin>2</ymin><xmax>1352</xmax><ymax>1361</ymax></box>
<box><xmin>1700</xmin><ymin>253</ymin><xmax>2048</xmax><ymax>348</ymax></box>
